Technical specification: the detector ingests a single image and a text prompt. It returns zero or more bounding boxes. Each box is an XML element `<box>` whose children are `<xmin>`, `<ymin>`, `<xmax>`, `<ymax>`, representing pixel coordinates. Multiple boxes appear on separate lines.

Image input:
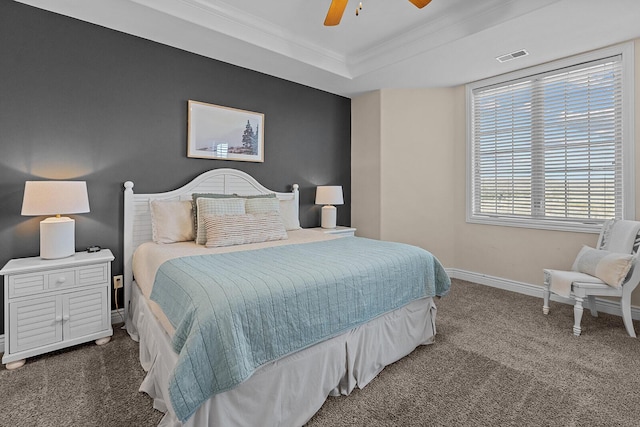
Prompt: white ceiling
<box><xmin>15</xmin><ymin>0</ymin><xmax>640</xmax><ymax>98</ymax></box>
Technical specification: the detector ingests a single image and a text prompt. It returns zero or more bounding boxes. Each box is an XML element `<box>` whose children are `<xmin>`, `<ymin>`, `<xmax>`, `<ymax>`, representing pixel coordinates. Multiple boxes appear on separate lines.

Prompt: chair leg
<box><xmin>588</xmin><ymin>295</ymin><xmax>598</xmax><ymax>317</ymax></box>
<box><xmin>621</xmin><ymin>295</ymin><xmax>636</xmax><ymax>338</ymax></box>
<box><xmin>573</xmin><ymin>297</ymin><xmax>584</xmax><ymax>336</ymax></box>
<box><xmin>543</xmin><ymin>285</ymin><xmax>550</xmax><ymax>315</ymax></box>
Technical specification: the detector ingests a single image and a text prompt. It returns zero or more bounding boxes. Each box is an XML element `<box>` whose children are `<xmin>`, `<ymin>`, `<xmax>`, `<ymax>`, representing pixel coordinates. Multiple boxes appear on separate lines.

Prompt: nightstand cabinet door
<box><xmin>9</xmin><ymin>295</ymin><xmax>63</xmax><ymax>353</ymax></box>
<box><xmin>64</xmin><ymin>287</ymin><xmax>110</xmax><ymax>340</ymax></box>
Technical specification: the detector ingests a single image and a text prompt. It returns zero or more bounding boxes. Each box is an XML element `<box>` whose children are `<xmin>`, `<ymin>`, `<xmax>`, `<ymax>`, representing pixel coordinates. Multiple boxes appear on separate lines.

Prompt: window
<box><xmin>466</xmin><ymin>43</ymin><xmax>634</xmax><ymax>232</ymax></box>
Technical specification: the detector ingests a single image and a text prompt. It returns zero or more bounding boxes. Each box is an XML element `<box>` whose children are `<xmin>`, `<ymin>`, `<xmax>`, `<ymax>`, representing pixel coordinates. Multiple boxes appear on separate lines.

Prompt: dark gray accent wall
<box><xmin>0</xmin><ymin>2</ymin><xmax>351</xmax><ymax>334</ymax></box>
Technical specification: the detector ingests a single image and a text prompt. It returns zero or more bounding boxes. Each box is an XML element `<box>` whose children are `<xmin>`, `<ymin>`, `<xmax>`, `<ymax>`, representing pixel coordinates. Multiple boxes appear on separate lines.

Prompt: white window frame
<box><xmin>466</xmin><ymin>42</ymin><xmax>635</xmax><ymax>233</ymax></box>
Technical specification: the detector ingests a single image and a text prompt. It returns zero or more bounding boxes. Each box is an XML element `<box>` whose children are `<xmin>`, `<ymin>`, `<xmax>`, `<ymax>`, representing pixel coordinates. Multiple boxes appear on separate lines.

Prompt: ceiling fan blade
<box><xmin>408</xmin><ymin>0</ymin><xmax>432</xmax><ymax>9</ymax></box>
<box><xmin>324</xmin><ymin>0</ymin><xmax>348</xmax><ymax>26</ymax></box>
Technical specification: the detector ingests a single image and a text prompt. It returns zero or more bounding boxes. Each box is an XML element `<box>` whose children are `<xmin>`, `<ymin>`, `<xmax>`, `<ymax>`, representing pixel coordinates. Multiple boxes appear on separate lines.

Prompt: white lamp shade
<box><xmin>21</xmin><ymin>181</ymin><xmax>90</xmax><ymax>259</ymax></box>
<box><xmin>315</xmin><ymin>186</ymin><xmax>344</xmax><ymax>205</ymax></box>
<box><xmin>21</xmin><ymin>181</ymin><xmax>90</xmax><ymax>216</ymax></box>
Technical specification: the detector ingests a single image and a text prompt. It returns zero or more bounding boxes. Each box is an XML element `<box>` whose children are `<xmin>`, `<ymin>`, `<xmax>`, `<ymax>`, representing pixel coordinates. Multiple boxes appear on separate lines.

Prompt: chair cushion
<box><xmin>544</xmin><ymin>269</ymin><xmax>605</xmax><ymax>297</ymax></box>
<box><xmin>572</xmin><ymin>245</ymin><xmax>635</xmax><ymax>289</ymax></box>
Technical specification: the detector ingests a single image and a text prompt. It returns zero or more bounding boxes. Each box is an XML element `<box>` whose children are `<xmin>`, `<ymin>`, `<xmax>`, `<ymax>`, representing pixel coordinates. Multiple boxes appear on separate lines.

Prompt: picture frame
<box><xmin>187</xmin><ymin>100</ymin><xmax>264</xmax><ymax>162</ymax></box>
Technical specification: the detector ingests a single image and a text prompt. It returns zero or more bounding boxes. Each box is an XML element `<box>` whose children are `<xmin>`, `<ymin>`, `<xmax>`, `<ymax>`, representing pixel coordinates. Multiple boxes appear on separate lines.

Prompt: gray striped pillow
<box><xmin>203</xmin><ymin>212</ymin><xmax>288</xmax><ymax>248</ymax></box>
<box><xmin>191</xmin><ymin>193</ymin><xmax>238</xmax><ymax>239</ymax></box>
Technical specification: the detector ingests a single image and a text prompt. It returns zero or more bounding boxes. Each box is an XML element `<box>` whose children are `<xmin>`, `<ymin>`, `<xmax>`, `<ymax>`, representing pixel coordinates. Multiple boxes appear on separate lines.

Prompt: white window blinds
<box><xmin>469</xmin><ymin>54</ymin><xmax>627</xmax><ymax>230</ymax></box>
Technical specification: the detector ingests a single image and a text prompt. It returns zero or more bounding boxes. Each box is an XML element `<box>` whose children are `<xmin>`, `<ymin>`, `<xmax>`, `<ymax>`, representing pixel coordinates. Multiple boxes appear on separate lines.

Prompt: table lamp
<box><xmin>21</xmin><ymin>181</ymin><xmax>90</xmax><ymax>259</ymax></box>
<box><xmin>315</xmin><ymin>185</ymin><xmax>344</xmax><ymax>229</ymax></box>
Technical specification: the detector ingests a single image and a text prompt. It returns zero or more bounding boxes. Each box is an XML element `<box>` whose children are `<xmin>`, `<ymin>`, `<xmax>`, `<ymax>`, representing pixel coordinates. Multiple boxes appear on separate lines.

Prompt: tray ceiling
<box><xmin>15</xmin><ymin>0</ymin><xmax>640</xmax><ymax>97</ymax></box>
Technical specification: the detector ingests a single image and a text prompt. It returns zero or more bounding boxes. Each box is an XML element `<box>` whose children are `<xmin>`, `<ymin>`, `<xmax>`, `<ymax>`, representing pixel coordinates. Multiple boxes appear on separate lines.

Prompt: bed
<box><xmin>123</xmin><ymin>168</ymin><xmax>450</xmax><ymax>426</ymax></box>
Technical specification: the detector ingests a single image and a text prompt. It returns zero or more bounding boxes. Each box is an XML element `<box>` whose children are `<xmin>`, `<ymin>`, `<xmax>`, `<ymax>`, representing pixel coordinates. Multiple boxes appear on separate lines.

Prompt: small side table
<box><xmin>1</xmin><ymin>249</ymin><xmax>115</xmax><ymax>369</ymax></box>
<box><xmin>308</xmin><ymin>226</ymin><xmax>356</xmax><ymax>238</ymax></box>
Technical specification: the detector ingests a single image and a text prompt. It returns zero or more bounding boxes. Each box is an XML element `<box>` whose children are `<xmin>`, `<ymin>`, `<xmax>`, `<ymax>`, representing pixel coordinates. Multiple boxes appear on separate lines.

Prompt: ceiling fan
<box><xmin>324</xmin><ymin>0</ymin><xmax>433</xmax><ymax>26</ymax></box>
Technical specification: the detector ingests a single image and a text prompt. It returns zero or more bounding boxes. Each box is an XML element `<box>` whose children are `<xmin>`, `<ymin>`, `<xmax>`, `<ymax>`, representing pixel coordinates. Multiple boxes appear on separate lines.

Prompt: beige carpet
<box><xmin>308</xmin><ymin>280</ymin><xmax>640</xmax><ymax>426</ymax></box>
<box><xmin>2</xmin><ymin>279</ymin><xmax>639</xmax><ymax>426</ymax></box>
<box><xmin>0</xmin><ymin>326</ymin><xmax>163</xmax><ymax>427</ymax></box>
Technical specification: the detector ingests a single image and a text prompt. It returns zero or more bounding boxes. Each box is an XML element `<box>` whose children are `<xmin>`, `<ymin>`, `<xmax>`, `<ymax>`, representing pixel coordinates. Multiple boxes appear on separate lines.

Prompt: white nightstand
<box><xmin>1</xmin><ymin>249</ymin><xmax>115</xmax><ymax>370</ymax></box>
<box><xmin>309</xmin><ymin>226</ymin><xmax>356</xmax><ymax>238</ymax></box>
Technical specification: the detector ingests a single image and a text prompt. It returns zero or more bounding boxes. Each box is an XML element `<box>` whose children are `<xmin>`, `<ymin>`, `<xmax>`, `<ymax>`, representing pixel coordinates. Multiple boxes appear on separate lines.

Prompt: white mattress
<box><xmin>127</xmin><ymin>231</ymin><xmax>438</xmax><ymax>426</ymax></box>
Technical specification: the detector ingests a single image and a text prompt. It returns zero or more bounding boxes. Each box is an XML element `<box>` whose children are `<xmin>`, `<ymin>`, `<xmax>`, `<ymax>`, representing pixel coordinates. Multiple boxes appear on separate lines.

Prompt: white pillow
<box><xmin>203</xmin><ymin>212</ymin><xmax>288</xmax><ymax>248</ymax></box>
<box><xmin>572</xmin><ymin>245</ymin><xmax>635</xmax><ymax>288</ymax></box>
<box><xmin>150</xmin><ymin>200</ymin><xmax>195</xmax><ymax>244</ymax></box>
<box><xmin>243</xmin><ymin>194</ymin><xmax>301</xmax><ymax>230</ymax></box>
<box><xmin>195</xmin><ymin>197</ymin><xmax>245</xmax><ymax>245</ymax></box>
<box><xmin>279</xmin><ymin>198</ymin><xmax>301</xmax><ymax>231</ymax></box>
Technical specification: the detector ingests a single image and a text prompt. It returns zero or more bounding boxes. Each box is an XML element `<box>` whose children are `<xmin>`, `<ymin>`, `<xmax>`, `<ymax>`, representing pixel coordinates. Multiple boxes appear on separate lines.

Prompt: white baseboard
<box><xmin>0</xmin><ymin>308</ymin><xmax>126</xmax><ymax>355</ymax></box>
<box><xmin>446</xmin><ymin>268</ymin><xmax>640</xmax><ymax>321</ymax></box>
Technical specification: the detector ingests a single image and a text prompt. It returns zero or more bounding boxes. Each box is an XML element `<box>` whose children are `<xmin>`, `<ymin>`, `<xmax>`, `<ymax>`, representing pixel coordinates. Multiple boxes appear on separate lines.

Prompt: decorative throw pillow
<box><xmin>195</xmin><ymin>197</ymin><xmax>245</xmax><ymax>244</ymax></box>
<box><xmin>571</xmin><ymin>245</ymin><xmax>635</xmax><ymax>288</ymax></box>
<box><xmin>237</xmin><ymin>193</ymin><xmax>301</xmax><ymax>230</ymax></box>
<box><xmin>279</xmin><ymin>198</ymin><xmax>301</xmax><ymax>231</ymax></box>
<box><xmin>149</xmin><ymin>200</ymin><xmax>195</xmax><ymax>244</ymax></box>
<box><xmin>203</xmin><ymin>212</ymin><xmax>288</xmax><ymax>248</ymax></box>
<box><xmin>191</xmin><ymin>193</ymin><xmax>237</xmax><ymax>239</ymax></box>
<box><xmin>245</xmin><ymin>196</ymin><xmax>280</xmax><ymax>214</ymax></box>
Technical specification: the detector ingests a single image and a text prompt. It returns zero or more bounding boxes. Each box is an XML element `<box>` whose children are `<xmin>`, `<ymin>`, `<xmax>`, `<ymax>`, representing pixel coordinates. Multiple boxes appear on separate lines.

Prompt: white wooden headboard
<box><xmin>122</xmin><ymin>168</ymin><xmax>299</xmax><ymax>320</ymax></box>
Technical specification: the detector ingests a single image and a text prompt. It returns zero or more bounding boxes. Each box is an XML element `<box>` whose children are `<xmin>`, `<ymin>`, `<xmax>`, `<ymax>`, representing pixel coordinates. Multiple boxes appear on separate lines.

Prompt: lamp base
<box><xmin>40</xmin><ymin>217</ymin><xmax>75</xmax><ymax>259</ymax></box>
<box><xmin>321</xmin><ymin>205</ymin><xmax>337</xmax><ymax>229</ymax></box>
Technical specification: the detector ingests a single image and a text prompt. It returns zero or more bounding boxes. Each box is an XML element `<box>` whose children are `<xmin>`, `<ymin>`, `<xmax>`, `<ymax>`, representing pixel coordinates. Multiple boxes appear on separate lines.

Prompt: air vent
<box><xmin>496</xmin><ymin>49</ymin><xmax>529</xmax><ymax>63</ymax></box>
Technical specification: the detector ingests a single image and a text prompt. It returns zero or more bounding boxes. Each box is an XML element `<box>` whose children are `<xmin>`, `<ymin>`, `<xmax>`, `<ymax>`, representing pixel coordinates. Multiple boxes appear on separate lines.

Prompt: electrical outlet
<box><xmin>113</xmin><ymin>275</ymin><xmax>123</xmax><ymax>290</ymax></box>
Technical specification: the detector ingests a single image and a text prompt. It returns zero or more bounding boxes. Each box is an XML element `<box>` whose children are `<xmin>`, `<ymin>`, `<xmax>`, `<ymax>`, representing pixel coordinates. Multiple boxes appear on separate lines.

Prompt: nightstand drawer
<box><xmin>308</xmin><ymin>226</ymin><xmax>356</xmax><ymax>238</ymax></box>
<box><xmin>78</xmin><ymin>264</ymin><xmax>108</xmax><ymax>286</ymax></box>
<box><xmin>9</xmin><ymin>273</ymin><xmax>46</xmax><ymax>298</ymax></box>
<box><xmin>11</xmin><ymin>264</ymin><xmax>109</xmax><ymax>297</ymax></box>
<box><xmin>48</xmin><ymin>269</ymin><xmax>77</xmax><ymax>290</ymax></box>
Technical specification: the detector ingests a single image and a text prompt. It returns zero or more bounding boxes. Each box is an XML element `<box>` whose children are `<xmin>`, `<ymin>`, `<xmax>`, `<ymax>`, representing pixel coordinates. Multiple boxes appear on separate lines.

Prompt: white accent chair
<box><xmin>543</xmin><ymin>220</ymin><xmax>640</xmax><ymax>337</ymax></box>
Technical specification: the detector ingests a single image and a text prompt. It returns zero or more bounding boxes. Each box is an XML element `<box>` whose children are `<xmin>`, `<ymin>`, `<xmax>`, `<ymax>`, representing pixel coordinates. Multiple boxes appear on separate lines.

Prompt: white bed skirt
<box><xmin>127</xmin><ymin>282</ymin><xmax>437</xmax><ymax>427</ymax></box>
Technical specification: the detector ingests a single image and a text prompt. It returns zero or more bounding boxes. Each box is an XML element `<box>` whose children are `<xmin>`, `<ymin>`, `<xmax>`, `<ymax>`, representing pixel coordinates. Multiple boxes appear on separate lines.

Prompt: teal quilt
<box><xmin>150</xmin><ymin>236</ymin><xmax>450</xmax><ymax>421</ymax></box>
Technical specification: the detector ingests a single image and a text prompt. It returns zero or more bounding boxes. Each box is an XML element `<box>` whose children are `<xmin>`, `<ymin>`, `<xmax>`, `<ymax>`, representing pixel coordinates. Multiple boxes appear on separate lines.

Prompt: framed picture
<box><xmin>187</xmin><ymin>100</ymin><xmax>264</xmax><ymax>162</ymax></box>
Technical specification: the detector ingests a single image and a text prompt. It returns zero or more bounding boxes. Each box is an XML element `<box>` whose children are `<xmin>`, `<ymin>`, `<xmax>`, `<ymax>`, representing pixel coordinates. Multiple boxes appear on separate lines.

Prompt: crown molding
<box><xmin>348</xmin><ymin>0</ymin><xmax>561</xmax><ymax>78</ymax></box>
<box><xmin>130</xmin><ymin>0</ymin><xmax>352</xmax><ymax>78</ymax></box>
<box><xmin>130</xmin><ymin>0</ymin><xmax>562</xmax><ymax>81</ymax></box>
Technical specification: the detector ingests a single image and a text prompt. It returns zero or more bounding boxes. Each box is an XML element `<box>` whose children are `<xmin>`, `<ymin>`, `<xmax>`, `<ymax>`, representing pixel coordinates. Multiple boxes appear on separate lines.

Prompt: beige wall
<box><xmin>379</xmin><ymin>89</ymin><xmax>456</xmax><ymax>266</ymax></box>
<box><xmin>351</xmin><ymin>91</ymin><xmax>382</xmax><ymax>239</ymax></box>
<box><xmin>352</xmin><ymin>39</ymin><xmax>640</xmax><ymax>306</ymax></box>
<box><xmin>351</xmin><ymin>88</ymin><xmax>456</xmax><ymax>266</ymax></box>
